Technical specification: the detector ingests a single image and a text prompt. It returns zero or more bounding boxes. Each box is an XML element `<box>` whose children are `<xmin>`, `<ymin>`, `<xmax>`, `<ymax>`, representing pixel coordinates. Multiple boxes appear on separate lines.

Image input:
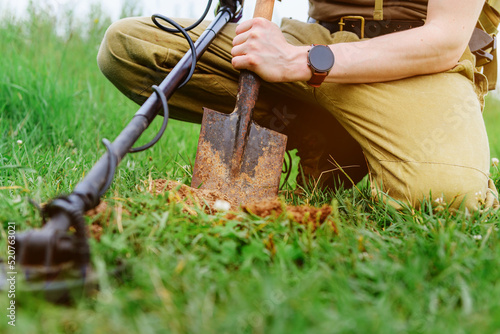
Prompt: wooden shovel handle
<box><xmin>235</xmin><ymin>0</ymin><xmax>275</xmax><ymax>123</ymax></box>
<box><xmin>230</xmin><ymin>0</ymin><xmax>275</xmax><ymax>177</ymax></box>
<box><xmin>253</xmin><ymin>0</ymin><xmax>275</xmax><ymax>20</ymax></box>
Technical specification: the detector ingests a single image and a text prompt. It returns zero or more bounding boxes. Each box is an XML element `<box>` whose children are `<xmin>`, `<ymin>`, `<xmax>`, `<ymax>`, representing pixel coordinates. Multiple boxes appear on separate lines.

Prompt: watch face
<box><xmin>308</xmin><ymin>45</ymin><xmax>335</xmax><ymax>72</ymax></box>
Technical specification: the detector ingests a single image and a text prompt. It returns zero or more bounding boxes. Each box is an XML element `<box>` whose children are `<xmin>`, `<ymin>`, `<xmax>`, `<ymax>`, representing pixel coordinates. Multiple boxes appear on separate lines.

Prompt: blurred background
<box><xmin>0</xmin><ymin>0</ymin><xmax>310</xmax><ymax>24</ymax></box>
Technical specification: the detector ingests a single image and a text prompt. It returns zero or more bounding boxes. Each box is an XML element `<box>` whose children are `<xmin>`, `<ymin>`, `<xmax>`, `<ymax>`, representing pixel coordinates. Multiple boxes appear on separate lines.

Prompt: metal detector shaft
<box><xmin>16</xmin><ymin>7</ymin><xmax>235</xmax><ymax>268</ymax></box>
<box><xmin>76</xmin><ymin>8</ymin><xmax>233</xmax><ymax>211</ymax></box>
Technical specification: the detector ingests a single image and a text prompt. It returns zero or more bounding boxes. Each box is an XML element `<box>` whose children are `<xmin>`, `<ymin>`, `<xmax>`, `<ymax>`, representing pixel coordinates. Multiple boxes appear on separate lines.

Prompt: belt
<box><xmin>318</xmin><ymin>16</ymin><xmax>425</xmax><ymax>39</ymax></box>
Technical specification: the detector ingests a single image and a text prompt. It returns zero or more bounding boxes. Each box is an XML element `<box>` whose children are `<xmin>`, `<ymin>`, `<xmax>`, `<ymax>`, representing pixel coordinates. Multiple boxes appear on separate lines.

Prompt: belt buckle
<box><xmin>474</xmin><ymin>34</ymin><xmax>497</xmax><ymax>66</ymax></box>
<box><xmin>339</xmin><ymin>16</ymin><xmax>366</xmax><ymax>39</ymax></box>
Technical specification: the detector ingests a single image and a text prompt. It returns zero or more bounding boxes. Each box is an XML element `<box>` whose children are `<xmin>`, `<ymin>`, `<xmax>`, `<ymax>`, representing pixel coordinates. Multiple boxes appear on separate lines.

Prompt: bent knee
<box><xmin>96</xmin><ymin>17</ymin><xmax>168</xmax><ymax>104</ymax></box>
<box><xmin>372</xmin><ymin>162</ymin><xmax>497</xmax><ymax>211</ymax></box>
<box><xmin>97</xmin><ymin>17</ymin><xmax>138</xmax><ymax>77</ymax></box>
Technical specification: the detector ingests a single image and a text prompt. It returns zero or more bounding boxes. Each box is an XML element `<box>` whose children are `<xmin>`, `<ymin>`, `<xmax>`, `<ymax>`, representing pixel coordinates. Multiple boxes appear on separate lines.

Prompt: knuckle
<box><xmin>253</xmin><ymin>17</ymin><xmax>264</xmax><ymax>25</ymax></box>
<box><xmin>248</xmin><ymin>30</ymin><xmax>259</xmax><ymax>40</ymax></box>
<box><xmin>247</xmin><ymin>41</ymin><xmax>256</xmax><ymax>51</ymax></box>
<box><xmin>247</xmin><ymin>55</ymin><xmax>258</xmax><ymax>67</ymax></box>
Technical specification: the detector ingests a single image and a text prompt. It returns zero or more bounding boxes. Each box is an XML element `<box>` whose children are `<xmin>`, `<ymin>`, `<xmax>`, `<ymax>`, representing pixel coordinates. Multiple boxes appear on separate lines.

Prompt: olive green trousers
<box><xmin>97</xmin><ymin>16</ymin><xmax>499</xmax><ymax>211</ymax></box>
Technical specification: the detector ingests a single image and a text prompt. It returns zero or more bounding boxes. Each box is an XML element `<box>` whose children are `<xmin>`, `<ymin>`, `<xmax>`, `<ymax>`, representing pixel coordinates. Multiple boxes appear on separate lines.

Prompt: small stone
<box><xmin>214</xmin><ymin>199</ymin><xmax>231</xmax><ymax>211</ymax></box>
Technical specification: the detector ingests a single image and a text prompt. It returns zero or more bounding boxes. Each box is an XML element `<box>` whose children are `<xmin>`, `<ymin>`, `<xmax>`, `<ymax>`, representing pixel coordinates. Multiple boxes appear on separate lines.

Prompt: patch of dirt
<box><xmin>150</xmin><ymin>179</ymin><xmax>238</xmax><ymax>213</ymax></box>
<box><xmin>85</xmin><ymin>201</ymin><xmax>109</xmax><ymax>217</ymax></box>
<box><xmin>150</xmin><ymin>179</ymin><xmax>333</xmax><ymax>229</ymax></box>
<box><xmin>89</xmin><ymin>223</ymin><xmax>104</xmax><ymax>242</ymax></box>
<box><xmin>242</xmin><ymin>199</ymin><xmax>283</xmax><ymax>218</ymax></box>
<box><xmin>242</xmin><ymin>199</ymin><xmax>333</xmax><ymax>229</ymax></box>
<box><xmin>85</xmin><ymin>201</ymin><xmax>110</xmax><ymax>241</ymax></box>
<box><xmin>85</xmin><ymin>201</ymin><xmax>130</xmax><ymax>241</ymax></box>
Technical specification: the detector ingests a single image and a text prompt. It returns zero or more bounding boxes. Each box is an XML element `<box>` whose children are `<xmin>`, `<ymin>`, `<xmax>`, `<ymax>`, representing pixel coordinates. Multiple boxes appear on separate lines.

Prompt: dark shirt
<box><xmin>308</xmin><ymin>0</ymin><xmax>428</xmax><ymax>22</ymax></box>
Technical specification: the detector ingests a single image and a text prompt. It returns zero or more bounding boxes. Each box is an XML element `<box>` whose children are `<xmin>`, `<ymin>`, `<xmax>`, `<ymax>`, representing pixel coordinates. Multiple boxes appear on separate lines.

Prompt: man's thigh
<box><xmin>316</xmin><ymin>64</ymin><xmax>495</xmax><ymax>209</ymax></box>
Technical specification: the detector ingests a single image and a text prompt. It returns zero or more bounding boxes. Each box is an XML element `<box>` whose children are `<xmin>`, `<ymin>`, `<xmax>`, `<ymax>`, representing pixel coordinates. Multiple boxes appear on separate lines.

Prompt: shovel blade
<box><xmin>191</xmin><ymin>107</ymin><xmax>287</xmax><ymax>205</ymax></box>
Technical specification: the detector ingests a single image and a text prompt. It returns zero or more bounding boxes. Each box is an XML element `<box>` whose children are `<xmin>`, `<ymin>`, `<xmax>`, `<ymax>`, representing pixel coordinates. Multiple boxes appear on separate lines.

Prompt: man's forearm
<box><xmin>325</xmin><ymin>25</ymin><xmax>461</xmax><ymax>84</ymax></box>
<box><xmin>311</xmin><ymin>0</ymin><xmax>484</xmax><ymax>84</ymax></box>
<box><xmin>287</xmin><ymin>26</ymin><xmax>463</xmax><ymax>84</ymax></box>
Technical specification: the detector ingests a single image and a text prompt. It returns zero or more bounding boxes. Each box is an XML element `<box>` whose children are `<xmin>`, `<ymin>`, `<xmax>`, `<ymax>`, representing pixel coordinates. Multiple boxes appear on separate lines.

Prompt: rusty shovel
<box><xmin>191</xmin><ymin>0</ymin><xmax>287</xmax><ymax>205</ymax></box>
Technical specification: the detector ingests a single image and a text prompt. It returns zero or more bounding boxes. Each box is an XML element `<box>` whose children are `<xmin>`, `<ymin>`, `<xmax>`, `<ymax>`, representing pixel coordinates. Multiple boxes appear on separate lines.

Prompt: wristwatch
<box><xmin>307</xmin><ymin>44</ymin><xmax>335</xmax><ymax>87</ymax></box>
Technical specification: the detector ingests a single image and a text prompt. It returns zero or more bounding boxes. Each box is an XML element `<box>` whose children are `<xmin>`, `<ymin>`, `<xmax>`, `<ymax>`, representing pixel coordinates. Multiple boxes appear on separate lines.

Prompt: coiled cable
<box><xmin>99</xmin><ymin>1</ymin><xmax>215</xmax><ymax>195</ymax></box>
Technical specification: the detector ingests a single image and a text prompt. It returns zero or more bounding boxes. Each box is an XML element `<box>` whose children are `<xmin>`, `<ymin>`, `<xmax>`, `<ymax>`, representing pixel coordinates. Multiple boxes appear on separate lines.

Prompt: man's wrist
<box><xmin>289</xmin><ymin>45</ymin><xmax>314</xmax><ymax>82</ymax></box>
<box><xmin>306</xmin><ymin>44</ymin><xmax>335</xmax><ymax>87</ymax></box>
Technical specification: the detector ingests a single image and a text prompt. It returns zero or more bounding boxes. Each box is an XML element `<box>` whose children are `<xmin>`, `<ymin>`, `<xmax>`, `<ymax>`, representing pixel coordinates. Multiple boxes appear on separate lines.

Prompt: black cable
<box><xmin>129</xmin><ymin>85</ymin><xmax>169</xmax><ymax>153</ymax></box>
<box><xmin>151</xmin><ymin>0</ymin><xmax>213</xmax><ymax>88</ymax></box>
<box><xmin>151</xmin><ymin>14</ymin><xmax>196</xmax><ymax>88</ymax></box>
<box><xmin>128</xmin><ymin>3</ymin><xmax>216</xmax><ymax>152</ymax></box>
<box><xmin>154</xmin><ymin>0</ymin><xmax>213</xmax><ymax>33</ymax></box>
<box><xmin>99</xmin><ymin>138</ymin><xmax>117</xmax><ymax>197</ymax></box>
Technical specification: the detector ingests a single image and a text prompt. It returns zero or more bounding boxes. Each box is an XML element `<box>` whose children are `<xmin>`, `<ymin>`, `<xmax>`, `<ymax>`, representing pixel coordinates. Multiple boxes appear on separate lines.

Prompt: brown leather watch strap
<box><xmin>307</xmin><ymin>44</ymin><xmax>333</xmax><ymax>87</ymax></box>
<box><xmin>307</xmin><ymin>71</ymin><xmax>327</xmax><ymax>88</ymax></box>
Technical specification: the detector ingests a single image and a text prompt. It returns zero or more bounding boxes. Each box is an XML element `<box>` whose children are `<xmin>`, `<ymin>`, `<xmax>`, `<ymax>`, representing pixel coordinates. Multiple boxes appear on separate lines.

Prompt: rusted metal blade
<box><xmin>191</xmin><ymin>107</ymin><xmax>287</xmax><ymax>205</ymax></box>
<box><xmin>191</xmin><ymin>0</ymin><xmax>285</xmax><ymax>205</ymax></box>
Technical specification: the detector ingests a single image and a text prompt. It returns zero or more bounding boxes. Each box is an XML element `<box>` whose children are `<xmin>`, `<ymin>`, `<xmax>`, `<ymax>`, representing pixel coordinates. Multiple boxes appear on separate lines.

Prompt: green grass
<box><xmin>1</xmin><ymin>4</ymin><xmax>500</xmax><ymax>334</ymax></box>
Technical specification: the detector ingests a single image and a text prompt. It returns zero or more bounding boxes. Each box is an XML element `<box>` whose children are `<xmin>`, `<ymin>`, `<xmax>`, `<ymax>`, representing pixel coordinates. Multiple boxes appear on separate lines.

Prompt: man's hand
<box><xmin>231</xmin><ymin>17</ymin><xmax>310</xmax><ymax>83</ymax></box>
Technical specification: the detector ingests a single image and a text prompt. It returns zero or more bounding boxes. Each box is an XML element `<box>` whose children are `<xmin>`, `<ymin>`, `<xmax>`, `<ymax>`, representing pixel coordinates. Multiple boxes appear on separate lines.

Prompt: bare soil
<box><xmin>152</xmin><ymin>179</ymin><xmax>333</xmax><ymax>228</ymax></box>
<box><xmin>149</xmin><ymin>179</ymin><xmax>238</xmax><ymax>213</ymax></box>
<box><xmin>242</xmin><ymin>199</ymin><xmax>333</xmax><ymax>229</ymax></box>
<box><xmin>86</xmin><ymin>180</ymin><xmax>334</xmax><ymax>237</ymax></box>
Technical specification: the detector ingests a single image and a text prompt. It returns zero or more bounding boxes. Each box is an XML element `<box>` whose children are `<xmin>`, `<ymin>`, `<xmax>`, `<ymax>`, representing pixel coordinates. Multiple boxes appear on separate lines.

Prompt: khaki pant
<box><xmin>97</xmin><ymin>16</ymin><xmax>499</xmax><ymax>211</ymax></box>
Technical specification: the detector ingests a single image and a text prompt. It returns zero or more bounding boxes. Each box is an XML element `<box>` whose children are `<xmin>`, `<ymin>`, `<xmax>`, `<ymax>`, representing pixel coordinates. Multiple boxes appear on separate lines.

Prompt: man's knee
<box><xmin>372</xmin><ymin>162</ymin><xmax>497</xmax><ymax>211</ymax></box>
<box><xmin>97</xmin><ymin>18</ymin><xmax>136</xmax><ymax>78</ymax></box>
<box><xmin>97</xmin><ymin>17</ymin><xmax>168</xmax><ymax>104</ymax></box>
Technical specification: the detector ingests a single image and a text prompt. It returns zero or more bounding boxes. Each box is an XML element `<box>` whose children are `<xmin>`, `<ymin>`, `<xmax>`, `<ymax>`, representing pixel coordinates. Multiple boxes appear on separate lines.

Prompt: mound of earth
<box><xmin>86</xmin><ymin>180</ymin><xmax>334</xmax><ymax>231</ymax></box>
<box><xmin>242</xmin><ymin>199</ymin><xmax>333</xmax><ymax>229</ymax></box>
<box><xmin>152</xmin><ymin>179</ymin><xmax>333</xmax><ymax>228</ymax></box>
<box><xmin>150</xmin><ymin>179</ymin><xmax>237</xmax><ymax>213</ymax></box>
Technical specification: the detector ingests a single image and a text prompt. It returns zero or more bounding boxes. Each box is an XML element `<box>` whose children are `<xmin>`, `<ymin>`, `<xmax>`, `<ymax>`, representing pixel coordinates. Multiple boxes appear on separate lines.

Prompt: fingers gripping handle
<box><xmin>237</xmin><ymin>0</ymin><xmax>275</xmax><ymax>117</ymax></box>
<box><xmin>230</xmin><ymin>0</ymin><xmax>275</xmax><ymax>177</ymax></box>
